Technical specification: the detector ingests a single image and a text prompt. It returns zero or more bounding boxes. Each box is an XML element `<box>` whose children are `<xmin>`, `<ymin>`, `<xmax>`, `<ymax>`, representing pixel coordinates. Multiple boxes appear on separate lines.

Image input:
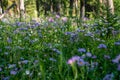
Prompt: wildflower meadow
<box><xmin>0</xmin><ymin>14</ymin><xmax>120</xmax><ymax>80</ymax></box>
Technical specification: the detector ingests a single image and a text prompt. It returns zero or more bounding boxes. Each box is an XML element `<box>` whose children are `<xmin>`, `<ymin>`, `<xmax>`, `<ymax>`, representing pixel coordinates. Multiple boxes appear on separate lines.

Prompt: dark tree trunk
<box><xmin>43</xmin><ymin>2</ymin><xmax>50</xmax><ymax>15</ymax></box>
<box><xmin>56</xmin><ymin>1</ymin><xmax>61</xmax><ymax>15</ymax></box>
<box><xmin>53</xmin><ymin>0</ymin><xmax>58</xmax><ymax>14</ymax></box>
<box><xmin>69</xmin><ymin>0</ymin><xmax>74</xmax><ymax>16</ymax></box>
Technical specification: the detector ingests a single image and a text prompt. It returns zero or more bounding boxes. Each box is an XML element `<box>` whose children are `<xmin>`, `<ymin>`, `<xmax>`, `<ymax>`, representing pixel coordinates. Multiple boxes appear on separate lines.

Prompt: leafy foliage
<box><xmin>91</xmin><ymin>8</ymin><xmax>120</xmax><ymax>39</ymax></box>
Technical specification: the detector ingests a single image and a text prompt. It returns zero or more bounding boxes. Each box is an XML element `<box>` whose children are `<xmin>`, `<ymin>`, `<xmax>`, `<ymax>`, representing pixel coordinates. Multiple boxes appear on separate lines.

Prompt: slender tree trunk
<box><xmin>106</xmin><ymin>0</ymin><xmax>114</xmax><ymax>14</ymax></box>
<box><xmin>0</xmin><ymin>1</ymin><xmax>2</xmax><ymax>14</ymax></box>
<box><xmin>69</xmin><ymin>0</ymin><xmax>74</xmax><ymax>16</ymax></box>
<box><xmin>80</xmin><ymin>0</ymin><xmax>85</xmax><ymax>19</ymax></box>
<box><xmin>50</xmin><ymin>0</ymin><xmax>53</xmax><ymax>13</ymax></box>
<box><xmin>75</xmin><ymin>0</ymin><xmax>79</xmax><ymax>17</ymax></box>
<box><xmin>19</xmin><ymin>0</ymin><xmax>25</xmax><ymax>21</ymax></box>
<box><xmin>100</xmin><ymin>0</ymin><xmax>114</xmax><ymax>15</ymax></box>
<box><xmin>1</xmin><ymin>0</ymin><xmax>4</xmax><ymax>13</ymax></box>
<box><xmin>36</xmin><ymin>0</ymin><xmax>40</xmax><ymax>17</ymax></box>
<box><xmin>52</xmin><ymin>0</ymin><xmax>60</xmax><ymax>14</ymax></box>
<box><xmin>43</xmin><ymin>2</ymin><xmax>49</xmax><ymax>15</ymax></box>
<box><xmin>0</xmin><ymin>0</ymin><xmax>4</xmax><ymax>14</ymax></box>
<box><xmin>56</xmin><ymin>1</ymin><xmax>61</xmax><ymax>15</ymax></box>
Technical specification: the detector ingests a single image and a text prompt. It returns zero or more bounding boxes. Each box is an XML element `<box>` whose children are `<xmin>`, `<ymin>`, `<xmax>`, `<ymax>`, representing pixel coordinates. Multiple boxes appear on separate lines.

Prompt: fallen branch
<box><xmin>0</xmin><ymin>3</ymin><xmax>16</xmax><ymax>19</ymax></box>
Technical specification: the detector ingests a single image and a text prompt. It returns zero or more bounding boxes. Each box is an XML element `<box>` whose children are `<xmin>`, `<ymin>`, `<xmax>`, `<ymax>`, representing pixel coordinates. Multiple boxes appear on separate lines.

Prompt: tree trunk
<box><xmin>56</xmin><ymin>1</ymin><xmax>61</xmax><ymax>15</ymax></box>
<box><xmin>19</xmin><ymin>0</ymin><xmax>24</xmax><ymax>21</ymax></box>
<box><xmin>80</xmin><ymin>0</ymin><xmax>85</xmax><ymax>19</ymax></box>
<box><xmin>36</xmin><ymin>0</ymin><xmax>40</xmax><ymax>17</ymax></box>
<box><xmin>52</xmin><ymin>0</ymin><xmax>60</xmax><ymax>14</ymax></box>
<box><xmin>106</xmin><ymin>0</ymin><xmax>114</xmax><ymax>14</ymax></box>
<box><xmin>69</xmin><ymin>0</ymin><xmax>74</xmax><ymax>16</ymax></box>
<box><xmin>0</xmin><ymin>3</ymin><xmax>2</xmax><ymax>14</ymax></box>
<box><xmin>100</xmin><ymin>0</ymin><xmax>114</xmax><ymax>15</ymax></box>
<box><xmin>75</xmin><ymin>0</ymin><xmax>79</xmax><ymax>16</ymax></box>
<box><xmin>0</xmin><ymin>0</ymin><xmax>4</xmax><ymax>14</ymax></box>
<box><xmin>50</xmin><ymin>0</ymin><xmax>53</xmax><ymax>13</ymax></box>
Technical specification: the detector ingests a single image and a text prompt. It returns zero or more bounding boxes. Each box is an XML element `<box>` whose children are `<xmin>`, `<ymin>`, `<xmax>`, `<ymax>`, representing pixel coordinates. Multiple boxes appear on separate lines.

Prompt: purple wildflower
<box><xmin>104</xmin><ymin>55</ymin><xmax>111</xmax><ymax>59</ymax></box>
<box><xmin>0</xmin><ymin>67</ymin><xmax>2</xmax><ymax>72</ymax></box>
<box><xmin>10</xmin><ymin>70</ymin><xmax>17</xmax><ymax>75</ymax></box>
<box><xmin>114</xmin><ymin>41</ymin><xmax>120</xmax><ymax>46</ymax></box>
<box><xmin>67</xmin><ymin>59</ymin><xmax>75</xmax><ymax>64</ymax></box>
<box><xmin>21</xmin><ymin>60</ymin><xmax>29</xmax><ymax>64</ymax></box>
<box><xmin>91</xmin><ymin>55</ymin><xmax>97</xmax><ymax>59</ymax></box>
<box><xmin>117</xmin><ymin>64</ymin><xmax>120</xmax><ymax>71</ymax></box>
<box><xmin>84</xmin><ymin>32</ymin><xmax>94</xmax><ymax>37</ymax></box>
<box><xmin>70</xmin><ymin>33</ymin><xmax>78</xmax><ymax>42</ymax></box>
<box><xmin>2</xmin><ymin>76</ymin><xmax>10</xmax><ymax>80</ymax></box>
<box><xmin>7</xmin><ymin>38</ymin><xmax>12</xmax><ymax>43</ymax></box>
<box><xmin>14</xmin><ymin>68</ymin><xmax>19</xmax><ymax>71</ymax></box>
<box><xmin>98</xmin><ymin>44</ymin><xmax>107</xmax><ymax>49</ymax></box>
<box><xmin>85</xmin><ymin>62</ymin><xmax>90</xmax><ymax>66</ymax></box>
<box><xmin>86</xmin><ymin>52</ymin><xmax>92</xmax><ymax>57</ymax></box>
<box><xmin>65</xmin><ymin>32</ymin><xmax>72</xmax><ymax>35</ymax></box>
<box><xmin>35</xmin><ymin>22</ymin><xmax>40</xmax><ymax>26</ymax></box>
<box><xmin>103</xmin><ymin>73</ymin><xmax>114</xmax><ymax>80</ymax></box>
<box><xmin>112</xmin><ymin>59</ymin><xmax>119</xmax><ymax>64</ymax></box>
<box><xmin>67</xmin><ymin>56</ymin><xmax>81</xmax><ymax>65</ymax></box>
<box><xmin>76</xmin><ymin>29</ymin><xmax>85</xmax><ymax>33</ymax></box>
<box><xmin>30</xmin><ymin>25</ymin><xmax>36</xmax><ymax>28</ymax></box>
<box><xmin>84</xmin><ymin>17</ymin><xmax>90</xmax><ymax>21</ymax></box>
<box><xmin>62</xmin><ymin>17</ymin><xmax>68</xmax><ymax>22</ymax></box>
<box><xmin>92</xmin><ymin>62</ymin><xmax>98</xmax><ymax>67</ymax></box>
<box><xmin>52</xmin><ymin>48</ymin><xmax>61</xmax><ymax>54</ymax></box>
<box><xmin>16</xmin><ymin>22</ymin><xmax>22</xmax><ymax>26</ymax></box>
<box><xmin>19</xmin><ymin>27</ymin><xmax>28</xmax><ymax>31</ymax></box>
<box><xmin>112</xmin><ymin>54</ymin><xmax>120</xmax><ymax>64</ymax></box>
<box><xmin>78</xmin><ymin>48</ymin><xmax>86</xmax><ymax>53</ymax></box>
<box><xmin>48</xmin><ymin>17</ymin><xmax>54</xmax><ymax>22</ymax></box>
<box><xmin>34</xmin><ymin>60</ymin><xmax>39</xmax><ymax>64</ymax></box>
<box><xmin>56</xmin><ymin>15</ymin><xmax>60</xmax><ymax>18</ymax></box>
<box><xmin>77</xmin><ymin>59</ymin><xmax>86</xmax><ymax>66</ymax></box>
